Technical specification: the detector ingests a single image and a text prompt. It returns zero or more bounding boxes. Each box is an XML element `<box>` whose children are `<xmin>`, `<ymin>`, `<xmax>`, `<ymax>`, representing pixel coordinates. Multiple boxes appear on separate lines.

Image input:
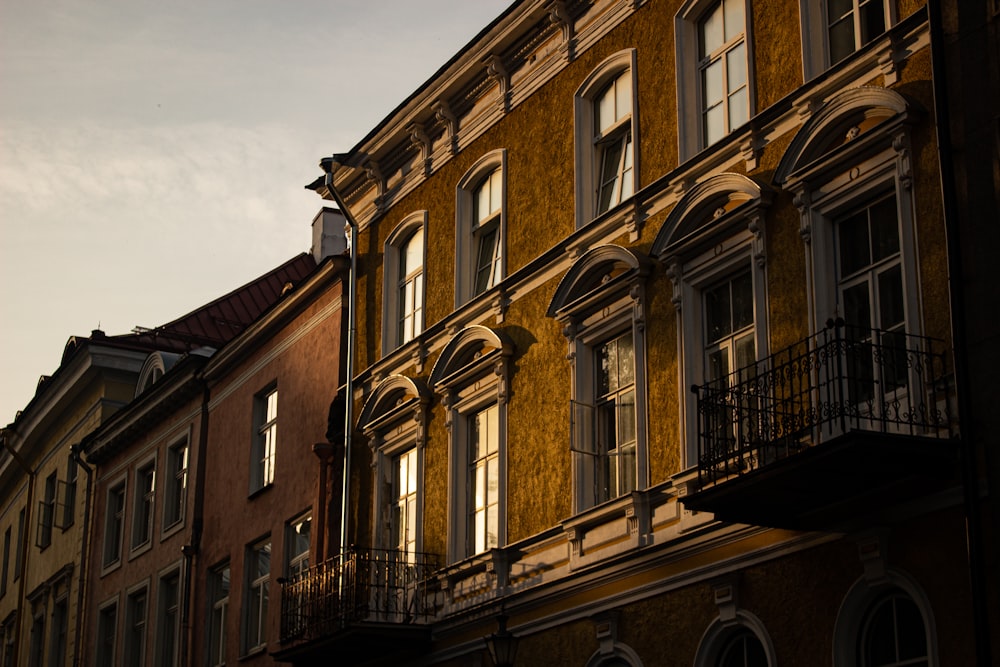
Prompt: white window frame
<box><xmin>102</xmin><ymin>476</ymin><xmax>127</xmax><ymax>572</ymax></box>
<box><xmin>430</xmin><ymin>326</ymin><xmax>514</xmax><ymax>563</ymax></box>
<box><xmin>652</xmin><ymin>173</ymin><xmax>771</xmax><ymax>470</ymax></box>
<box><xmin>36</xmin><ymin>471</ymin><xmax>56</xmax><ymax>550</ymax></box>
<box><xmin>162</xmin><ymin>439</ymin><xmax>188</xmax><ymax>533</ymax></box>
<box><xmin>548</xmin><ymin>245</ymin><xmax>652</xmax><ymax>515</ymax></box>
<box><xmin>799</xmin><ymin>0</ymin><xmax>896</xmax><ymax>80</ymax></box>
<box><xmin>359</xmin><ymin>375</ymin><xmax>431</xmax><ymax>556</ymax></box>
<box><xmin>123</xmin><ymin>582</ymin><xmax>149</xmax><ymax>667</ymax></box>
<box><xmin>676</xmin><ymin>0</ymin><xmax>754</xmax><ymax>160</ymax></box>
<box><xmin>574</xmin><ymin>50</ymin><xmax>638</xmax><ymax>228</ymax></box>
<box><xmin>155</xmin><ymin>565</ymin><xmax>182</xmax><ymax>667</ymax></box>
<box><xmin>250</xmin><ymin>385</ymin><xmax>278</xmax><ymax>494</ymax></box>
<box><xmin>456</xmin><ymin>150</ymin><xmax>507</xmax><ymax>306</ymax></box>
<box><xmin>207</xmin><ymin>562</ymin><xmax>229</xmax><ymax>667</ymax></box>
<box><xmin>242</xmin><ymin>538</ymin><xmax>270</xmax><ymax>655</ymax></box>
<box><xmin>383</xmin><ymin>211</ymin><xmax>427</xmax><ymax>354</ymax></box>
<box><xmin>130</xmin><ymin>456</ymin><xmax>156</xmax><ymax>554</ymax></box>
<box><xmin>95</xmin><ymin>597</ymin><xmax>119</xmax><ymax>667</ymax></box>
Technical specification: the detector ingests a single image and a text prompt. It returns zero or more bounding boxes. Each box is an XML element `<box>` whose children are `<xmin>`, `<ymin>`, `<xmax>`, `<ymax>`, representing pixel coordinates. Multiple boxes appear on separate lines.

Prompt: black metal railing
<box><xmin>279</xmin><ymin>547</ymin><xmax>440</xmax><ymax>643</ymax></box>
<box><xmin>694</xmin><ymin>321</ymin><xmax>954</xmax><ymax>486</ymax></box>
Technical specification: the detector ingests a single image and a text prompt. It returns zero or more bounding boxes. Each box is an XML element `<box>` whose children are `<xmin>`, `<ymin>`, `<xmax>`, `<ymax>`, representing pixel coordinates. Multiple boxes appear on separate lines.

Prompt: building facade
<box><xmin>282</xmin><ymin>0</ymin><xmax>997</xmax><ymax>665</ymax></box>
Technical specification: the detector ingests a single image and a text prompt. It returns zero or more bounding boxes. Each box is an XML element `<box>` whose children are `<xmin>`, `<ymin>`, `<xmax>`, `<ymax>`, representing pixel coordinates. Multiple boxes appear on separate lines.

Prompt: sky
<box><xmin>0</xmin><ymin>0</ymin><xmax>513</xmax><ymax>426</ymax></box>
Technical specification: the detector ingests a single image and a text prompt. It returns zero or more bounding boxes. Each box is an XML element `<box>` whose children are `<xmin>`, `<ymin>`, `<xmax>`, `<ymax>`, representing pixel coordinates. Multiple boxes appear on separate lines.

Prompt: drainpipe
<box><xmin>68</xmin><ymin>445</ymin><xmax>92</xmax><ymax>667</ymax></box>
<box><xmin>1</xmin><ymin>430</ymin><xmax>34</xmax><ymax>667</ymax></box>
<box><xmin>926</xmin><ymin>1</ymin><xmax>992</xmax><ymax>664</ymax></box>
<box><xmin>320</xmin><ymin>155</ymin><xmax>358</xmax><ymax>561</ymax></box>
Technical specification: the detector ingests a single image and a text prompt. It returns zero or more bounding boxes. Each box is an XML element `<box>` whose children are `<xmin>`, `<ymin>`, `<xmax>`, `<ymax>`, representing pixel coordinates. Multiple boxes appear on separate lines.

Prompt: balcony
<box><xmin>683</xmin><ymin>322</ymin><xmax>957</xmax><ymax>530</ymax></box>
<box><xmin>274</xmin><ymin>547</ymin><xmax>440</xmax><ymax>665</ymax></box>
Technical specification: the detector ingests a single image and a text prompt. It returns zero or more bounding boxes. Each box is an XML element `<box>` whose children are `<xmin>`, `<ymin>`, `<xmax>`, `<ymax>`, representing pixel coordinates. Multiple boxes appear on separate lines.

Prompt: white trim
<box><xmin>799</xmin><ymin>0</ymin><xmax>897</xmax><ymax>80</ymax></box>
<box><xmin>456</xmin><ymin>150</ymin><xmax>507</xmax><ymax>308</ymax></box>
<box><xmin>694</xmin><ymin>610</ymin><xmax>776</xmax><ymax>667</ymax></box>
<box><xmin>574</xmin><ymin>50</ymin><xmax>638</xmax><ymax>229</ymax></box>
<box><xmin>383</xmin><ymin>211</ymin><xmax>428</xmax><ymax>356</ymax></box>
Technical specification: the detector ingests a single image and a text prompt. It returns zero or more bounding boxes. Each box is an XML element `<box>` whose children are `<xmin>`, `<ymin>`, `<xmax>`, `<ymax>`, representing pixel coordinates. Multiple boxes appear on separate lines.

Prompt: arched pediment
<box><xmin>135</xmin><ymin>351</ymin><xmax>182</xmax><ymax>397</ymax></box>
<box><xmin>651</xmin><ymin>174</ymin><xmax>770</xmax><ymax>259</ymax></box>
<box><xmin>775</xmin><ymin>87</ymin><xmax>913</xmax><ymax>185</ymax></box>
<box><xmin>358</xmin><ymin>374</ymin><xmax>430</xmax><ymax>435</ymax></box>
<box><xmin>430</xmin><ymin>325</ymin><xmax>514</xmax><ymax>389</ymax></box>
<box><xmin>547</xmin><ymin>245</ymin><xmax>651</xmax><ymax>320</ymax></box>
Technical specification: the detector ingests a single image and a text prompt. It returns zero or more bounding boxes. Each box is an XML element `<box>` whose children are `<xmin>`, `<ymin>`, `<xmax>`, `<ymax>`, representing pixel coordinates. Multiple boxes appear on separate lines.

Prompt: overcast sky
<box><xmin>0</xmin><ymin>0</ymin><xmax>512</xmax><ymax>426</ymax></box>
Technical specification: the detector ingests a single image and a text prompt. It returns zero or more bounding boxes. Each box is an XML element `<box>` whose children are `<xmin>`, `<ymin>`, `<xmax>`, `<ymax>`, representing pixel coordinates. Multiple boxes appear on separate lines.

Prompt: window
<box><xmin>776</xmin><ymin>87</ymin><xmax>921</xmax><ymax>414</ymax></box>
<box><xmin>131</xmin><ymin>460</ymin><xmax>156</xmax><ymax>551</ymax></box>
<box><xmin>36</xmin><ymin>472</ymin><xmax>56</xmax><ymax>550</ymax></box>
<box><xmin>717</xmin><ymin>629</ymin><xmax>768</xmax><ymax>667</ymax></box>
<box><xmin>251</xmin><ymin>387</ymin><xmax>278</xmax><ymax>493</ymax></box>
<box><xmin>163</xmin><ymin>440</ymin><xmax>188</xmax><ymax>530</ymax></box>
<box><xmin>1</xmin><ymin>528</ymin><xmax>9</xmax><ymax>598</ymax></box>
<box><xmin>574</xmin><ymin>50</ymin><xmax>638</xmax><ymax>226</ymax></box>
<box><xmin>859</xmin><ymin>591</ymin><xmax>928</xmax><ymax>666</ymax></box>
<box><xmin>243</xmin><ymin>539</ymin><xmax>270</xmax><ymax>654</ymax></box>
<box><xmin>383</xmin><ymin>212</ymin><xmax>426</xmax><ymax>353</ymax></box>
<box><xmin>695</xmin><ymin>613</ymin><xmax>775</xmax><ymax>667</ymax></box>
<box><xmin>28</xmin><ymin>604</ymin><xmax>44</xmax><ymax>667</ymax></box>
<box><xmin>651</xmin><ymin>173</ymin><xmax>771</xmax><ymax>469</ymax></box>
<box><xmin>359</xmin><ymin>376</ymin><xmax>430</xmax><ymax>557</ymax></box>
<box><xmin>800</xmin><ymin>0</ymin><xmax>895</xmax><ymax>78</ymax></box>
<box><xmin>48</xmin><ymin>594</ymin><xmax>68</xmax><ymax>667</ymax></box>
<box><xmin>124</xmin><ymin>586</ymin><xmax>148</xmax><ymax>667</ymax></box>
<box><xmin>676</xmin><ymin>1</ymin><xmax>753</xmax><ymax>158</ymax></box>
<box><xmin>57</xmin><ymin>457</ymin><xmax>77</xmax><ymax>529</ymax></box>
<box><xmin>156</xmin><ymin>570</ymin><xmax>180</xmax><ymax>667</ymax></box>
<box><xmin>14</xmin><ymin>509</ymin><xmax>24</xmax><ymax>581</ymax></box>
<box><xmin>286</xmin><ymin>516</ymin><xmax>310</xmax><ymax>578</ymax></box>
<box><xmin>430</xmin><ymin>327</ymin><xmax>514</xmax><ymax>562</ymax></box>
<box><xmin>207</xmin><ymin>564</ymin><xmax>229</xmax><ymax>667</ymax></box>
<box><xmin>468</xmin><ymin>404</ymin><xmax>500</xmax><ymax>554</ymax></box>
<box><xmin>96</xmin><ymin>600</ymin><xmax>118</xmax><ymax>667</ymax></box>
<box><xmin>456</xmin><ymin>151</ymin><xmax>506</xmax><ymax>306</ymax></box>
<box><xmin>549</xmin><ymin>246</ymin><xmax>651</xmax><ymax>513</ymax></box>
<box><xmin>102</xmin><ymin>480</ymin><xmax>126</xmax><ymax>568</ymax></box>
<box><xmin>3</xmin><ymin>613</ymin><xmax>19</xmax><ymax>667</ymax></box>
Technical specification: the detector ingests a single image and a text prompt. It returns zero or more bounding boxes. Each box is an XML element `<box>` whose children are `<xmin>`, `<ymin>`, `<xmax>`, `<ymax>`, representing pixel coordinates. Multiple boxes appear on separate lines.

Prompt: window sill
<box><xmin>248</xmin><ymin>483</ymin><xmax>274</xmax><ymax>500</ymax></box>
<box><xmin>238</xmin><ymin>645</ymin><xmax>268</xmax><ymax>661</ymax></box>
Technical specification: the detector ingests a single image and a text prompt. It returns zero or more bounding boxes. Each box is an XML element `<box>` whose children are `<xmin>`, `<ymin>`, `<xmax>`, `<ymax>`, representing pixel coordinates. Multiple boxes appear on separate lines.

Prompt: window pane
<box><xmin>700</xmin><ymin>2</ymin><xmax>724</xmax><ymax>56</ymax></box>
<box><xmin>615</xmin><ymin>72</ymin><xmax>631</xmax><ymax>123</ymax></box>
<box><xmin>859</xmin><ymin>0</ymin><xmax>886</xmax><ymax>46</ymax></box>
<box><xmin>703</xmin><ymin>59</ymin><xmax>724</xmax><ymax>108</ymax></box>
<box><xmin>829</xmin><ymin>15</ymin><xmax>856</xmax><ymax>64</ymax></box>
<box><xmin>708</xmin><ymin>348</ymin><xmax>729</xmax><ymax>384</ymax></box>
<box><xmin>839</xmin><ymin>209</ymin><xmax>872</xmax><ymax>276</ymax></box>
<box><xmin>705</xmin><ymin>281</ymin><xmax>733</xmax><ymax>342</ymax></box>
<box><xmin>870</xmin><ymin>195</ymin><xmax>900</xmax><ymax>261</ymax></box>
<box><xmin>596</xmin><ymin>81</ymin><xmax>616</xmax><ymax>134</ymax></box>
<box><xmin>705</xmin><ymin>104</ymin><xmax>725</xmax><ymax>146</ymax></box>
<box><xmin>895</xmin><ymin>596</ymin><xmax>928</xmax><ymax>660</ymax></box>
<box><xmin>732</xmin><ymin>271</ymin><xmax>754</xmax><ymax>330</ymax></box>
<box><xmin>727</xmin><ymin>42</ymin><xmax>747</xmax><ymax>90</ymax></box>
<box><xmin>618</xmin><ymin>390</ymin><xmax>636</xmax><ymax>445</ymax></box>
<box><xmin>723</xmin><ymin>0</ymin><xmax>745</xmax><ymax>42</ymax></box>
<box><xmin>618</xmin><ymin>333</ymin><xmax>635</xmax><ymax>386</ymax></box>
<box><xmin>843</xmin><ymin>282</ymin><xmax>872</xmax><ymax>330</ymax></box>
<box><xmin>878</xmin><ymin>265</ymin><xmax>905</xmax><ymax>330</ymax></box>
<box><xmin>828</xmin><ymin>0</ymin><xmax>853</xmax><ymax>22</ymax></box>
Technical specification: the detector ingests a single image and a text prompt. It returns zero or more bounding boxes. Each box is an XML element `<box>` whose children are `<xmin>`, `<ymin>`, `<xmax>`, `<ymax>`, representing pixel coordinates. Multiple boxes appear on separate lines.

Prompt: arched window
<box><xmin>383</xmin><ymin>211</ymin><xmax>427</xmax><ymax>354</ymax></box>
<box><xmin>858</xmin><ymin>590</ymin><xmax>928</xmax><ymax>667</ymax></box>
<box><xmin>574</xmin><ymin>50</ymin><xmax>638</xmax><ymax>227</ymax></box>
<box><xmin>457</xmin><ymin>151</ymin><xmax>506</xmax><ymax>306</ymax></box>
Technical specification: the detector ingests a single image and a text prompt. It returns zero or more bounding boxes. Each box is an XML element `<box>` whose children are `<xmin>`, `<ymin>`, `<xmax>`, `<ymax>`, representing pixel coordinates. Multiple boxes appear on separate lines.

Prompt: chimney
<box><xmin>311</xmin><ymin>207</ymin><xmax>348</xmax><ymax>262</ymax></box>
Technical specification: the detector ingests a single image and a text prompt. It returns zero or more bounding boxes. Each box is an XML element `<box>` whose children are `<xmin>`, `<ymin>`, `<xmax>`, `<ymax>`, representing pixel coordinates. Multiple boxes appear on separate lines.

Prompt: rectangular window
<box><xmin>103</xmin><ymin>482</ymin><xmax>126</xmax><ymax>568</ymax></box>
<box><xmin>163</xmin><ymin>441</ymin><xmax>188</xmax><ymax>529</ymax></box>
<box><xmin>96</xmin><ymin>602</ymin><xmax>117</xmax><ymax>667</ymax></box>
<box><xmin>14</xmin><ymin>509</ymin><xmax>24</xmax><ymax>581</ymax></box>
<box><xmin>243</xmin><ymin>540</ymin><xmax>270</xmax><ymax>654</ymax></box>
<box><xmin>468</xmin><ymin>405</ymin><xmax>500</xmax><ymax>556</ymax></box>
<box><xmin>131</xmin><ymin>462</ymin><xmax>156</xmax><ymax>550</ymax></box>
<box><xmin>2</xmin><ymin>614</ymin><xmax>17</xmax><ymax>667</ymax></box>
<box><xmin>124</xmin><ymin>587</ymin><xmax>148</xmax><ymax>667</ymax></box>
<box><xmin>1</xmin><ymin>528</ymin><xmax>9</xmax><ymax>598</ymax></box>
<box><xmin>698</xmin><ymin>0</ymin><xmax>748</xmax><ymax>147</ymax></box>
<box><xmin>36</xmin><ymin>472</ymin><xmax>56</xmax><ymax>550</ymax></box>
<box><xmin>28</xmin><ymin>609</ymin><xmax>44</xmax><ymax>667</ymax></box>
<box><xmin>156</xmin><ymin>571</ymin><xmax>180</xmax><ymax>667</ymax></box>
<box><xmin>828</xmin><ymin>0</ymin><xmax>888</xmax><ymax>65</ymax></box>
<box><xmin>55</xmin><ymin>458</ymin><xmax>77</xmax><ymax>530</ymax></box>
<box><xmin>48</xmin><ymin>595</ymin><xmax>68</xmax><ymax>667</ymax></box>
<box><xmin>251</xmin><ymin>388</ymin><xmax>278</xmax><ymax>493</ymax></box>
<box><xmin>393</xmin><ymin>449</ymin><xmax>418</xmax><ymax>559</ymax></box>
<box><xmin>836</xmin><ymin>193</ymin><xmax>906</xmax><ymax>404</ymax></box>
<box><xmin>286</xmin><ymin>518</ymin><xmax>310</xmax><ymax>579</ymax></box>
<box><xmin>398</xmin><ymin>229</ymin><xmax>424</xmax><ymax>345</ymax></box>
<box><xmin>208</xmin><ymin>564</ymin><xmax>230</xmax><ymax>667</ymax></box>
<box><xmin>594</xmin><ymin>332</ymin><xmax>637</xmax><ymax>504</ymax></box>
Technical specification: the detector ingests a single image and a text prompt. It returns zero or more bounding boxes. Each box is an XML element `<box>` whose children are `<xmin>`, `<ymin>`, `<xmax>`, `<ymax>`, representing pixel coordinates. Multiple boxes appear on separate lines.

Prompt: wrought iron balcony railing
<box><xmin>694</xmin><ymin>321</ymin><xmax>954</xmax><ymax>486</ymax></box>
<box><xmin>279</xmin><ymin>547</ymin><xmax>441</xmax><ymax>643</ymax></box>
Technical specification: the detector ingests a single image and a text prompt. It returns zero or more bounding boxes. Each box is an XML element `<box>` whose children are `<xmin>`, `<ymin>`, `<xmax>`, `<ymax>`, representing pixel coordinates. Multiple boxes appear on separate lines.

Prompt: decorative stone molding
<box><xmin>407</xmin><ymin>122</ymin><xmax>432</xmax><ymax>176</ymax></box>
<box><xmin>485</xmin><ymin>54</ymin><xmax>511</xmax><ymax>114</ymax></box>
<box><xmin>433</xmin><ymin>100</ymin><xmax>459</xmax><ymax>155</ymax></box>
